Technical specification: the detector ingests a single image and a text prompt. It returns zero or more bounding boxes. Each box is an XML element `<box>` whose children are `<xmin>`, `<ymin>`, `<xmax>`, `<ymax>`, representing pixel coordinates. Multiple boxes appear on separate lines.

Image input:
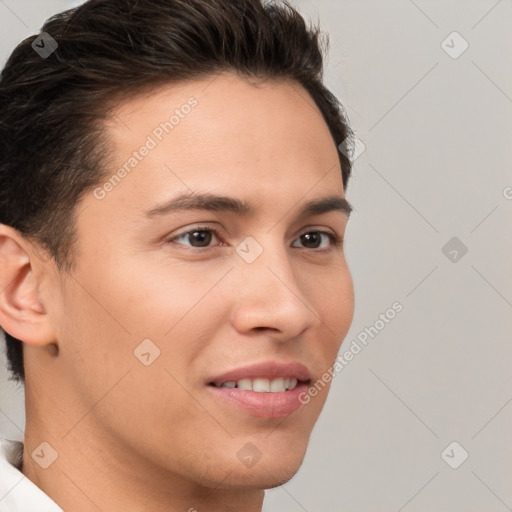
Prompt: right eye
<box><xmin>167</xmin><ymin>226</ymin><xmax>224</xmax><ymax>249</ymax></box>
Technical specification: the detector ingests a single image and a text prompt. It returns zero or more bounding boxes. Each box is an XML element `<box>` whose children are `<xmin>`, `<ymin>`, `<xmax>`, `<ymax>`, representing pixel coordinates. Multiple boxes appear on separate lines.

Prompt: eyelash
<box><xmin>167</xmin><ymin>225</ymin><xmax>343</xmax><ymax>252</ymax></box>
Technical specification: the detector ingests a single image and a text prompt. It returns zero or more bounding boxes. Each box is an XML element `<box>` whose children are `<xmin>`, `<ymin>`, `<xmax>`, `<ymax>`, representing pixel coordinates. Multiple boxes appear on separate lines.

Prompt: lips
<box><xmin>207</xmin><ymin>361</ymin><xmax>311</xmax><ymax>387</ymax></box>
<box><xmin>206</xmin><ymin>361</ymin><xmax>312</xmax><ymax>418</ymax></box>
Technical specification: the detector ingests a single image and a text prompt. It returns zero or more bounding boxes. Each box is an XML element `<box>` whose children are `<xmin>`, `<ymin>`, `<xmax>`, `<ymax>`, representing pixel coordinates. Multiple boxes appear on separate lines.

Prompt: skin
<box><xmin>0</xmin><ymin>72</ymin><xmax>354</xmax><ymax>512</ymax></box>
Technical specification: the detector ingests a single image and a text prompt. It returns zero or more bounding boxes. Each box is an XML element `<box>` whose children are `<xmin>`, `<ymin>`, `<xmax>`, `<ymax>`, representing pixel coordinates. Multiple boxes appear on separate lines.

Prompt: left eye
<box><xmin>168</xmin><ymin>227</ymin><xmax>341</xmax><ymax>250</ymax></box>
<box><xmin>292</xmin><ymin>231</ymin><xmax>340</xmax><ymax>250</ymax></box>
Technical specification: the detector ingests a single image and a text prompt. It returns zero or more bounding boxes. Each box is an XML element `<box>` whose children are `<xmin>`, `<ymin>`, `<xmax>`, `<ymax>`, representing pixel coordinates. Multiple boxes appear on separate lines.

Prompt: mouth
<box><xmin>209</xmin><ymin>376</ymin><xmax>303</xmax><ymax>392</ymax></box>
<box><xmin>206</xmin><ymin>361</ymin><xmax>312</xmax><ymax>418</ymax></box>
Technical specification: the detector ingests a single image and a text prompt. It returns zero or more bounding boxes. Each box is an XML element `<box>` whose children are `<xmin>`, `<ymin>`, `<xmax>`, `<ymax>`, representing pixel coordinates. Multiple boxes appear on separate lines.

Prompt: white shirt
<box><xmin>0</xmin><ymin>437</ymin><xmax>62</xmax><ymax>511</ymax></box>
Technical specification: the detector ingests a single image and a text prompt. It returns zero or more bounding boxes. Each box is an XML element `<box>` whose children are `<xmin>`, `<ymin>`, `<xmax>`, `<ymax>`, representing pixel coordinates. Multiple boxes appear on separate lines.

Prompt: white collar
<box><xmin>0</xmin><ymin>437</ymin><xmax>62</xmax><ymax>511</ymax></box>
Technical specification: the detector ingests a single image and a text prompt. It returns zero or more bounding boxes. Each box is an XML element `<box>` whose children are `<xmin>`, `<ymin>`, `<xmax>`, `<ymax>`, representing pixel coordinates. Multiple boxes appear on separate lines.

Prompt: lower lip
<box><xmin>207</xmin><ymin>382</ymin><xmax>309</xmax><ymax>418</ymax></box>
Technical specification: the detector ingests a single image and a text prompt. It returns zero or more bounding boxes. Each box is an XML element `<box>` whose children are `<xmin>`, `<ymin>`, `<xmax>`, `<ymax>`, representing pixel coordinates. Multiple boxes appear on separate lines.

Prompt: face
<box><xmin>42</xmin><ymin>72</ymin><xmax>354</xmax><ymax>490</ymax></box>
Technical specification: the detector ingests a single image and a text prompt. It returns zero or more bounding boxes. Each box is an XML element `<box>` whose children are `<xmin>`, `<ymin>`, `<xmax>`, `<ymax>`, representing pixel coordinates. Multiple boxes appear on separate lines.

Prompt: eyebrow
<box><xmin>144</xmin><ymin>191</ymin><xmax>352</xmax><ymax>219</ymax></box>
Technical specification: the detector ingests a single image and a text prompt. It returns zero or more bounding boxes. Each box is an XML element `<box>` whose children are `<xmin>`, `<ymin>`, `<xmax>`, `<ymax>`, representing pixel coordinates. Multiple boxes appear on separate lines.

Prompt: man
<box><xmin>0</xmin><ymin>0</ymin><xmax>355</xmax><ymax>510</ymax></box>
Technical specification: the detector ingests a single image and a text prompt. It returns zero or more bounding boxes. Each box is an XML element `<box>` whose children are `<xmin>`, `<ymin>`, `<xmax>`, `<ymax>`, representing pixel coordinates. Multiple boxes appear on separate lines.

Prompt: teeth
<box><xmin>218</xmin><ymin>377</ymin><xmax>299</xmax><ymax>392</ymax></box>
<box><xmin>270</xmin><ymin>378</ymin><xmax>285</xmax><ymax>392</ymax></box>
<box><xmin>237</xmin><ymin>378</ymin><xmax>253</xmax><ymax>390</ymax></box>
<box><xmin>253</xmin><ymin>378</ymin><xmax>270</xmax><ymax>392</ymax></box>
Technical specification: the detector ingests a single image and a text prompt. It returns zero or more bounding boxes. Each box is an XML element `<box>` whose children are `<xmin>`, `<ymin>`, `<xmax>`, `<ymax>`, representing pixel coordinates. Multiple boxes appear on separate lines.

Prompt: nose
<box><xmin>228</xmin><ymin>235</ymin><xmax>322</xmax><ymax>342</ymax></box>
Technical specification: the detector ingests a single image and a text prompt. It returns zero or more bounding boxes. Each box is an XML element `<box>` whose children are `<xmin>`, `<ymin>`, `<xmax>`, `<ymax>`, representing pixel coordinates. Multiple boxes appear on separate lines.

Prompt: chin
<box><xmin>222</xmin><ymin>462</ymin><xmax>304</xmax><ymax>490</ymax></box>
<box><xmin>215</xmin><ymin>440</ymin><xmax>309</xmax><ymax>490</ymax></box>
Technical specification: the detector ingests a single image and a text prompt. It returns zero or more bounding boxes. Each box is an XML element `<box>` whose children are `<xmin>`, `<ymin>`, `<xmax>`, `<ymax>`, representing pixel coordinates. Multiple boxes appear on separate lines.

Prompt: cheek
<box><xmin>72</xmin><ymin>259</ymin><xmax>231</xmax><ymax>397</ymax></box>
<box><xmin>307</xmin><ymin>269</ymin><xmax>354</xmax><ymax>401</ymax></box>
<box><xmin>56</xmin><ymin>267</ymin><xmax>222</xmax><ymax>453</ymax></box>
<box><xmin>313</xmin><ymin>262</ymin><xmax>354</xmax><ymax>346</ymax></box>
<box><xmin>73</xmin><ymin>251</ymin><xmax>219</xmax><ymax>338</ymax></box>
<box><xmin>114</xmin><ymin>256</ymin><xmax>230</xmax><ymax>335</ymax></box>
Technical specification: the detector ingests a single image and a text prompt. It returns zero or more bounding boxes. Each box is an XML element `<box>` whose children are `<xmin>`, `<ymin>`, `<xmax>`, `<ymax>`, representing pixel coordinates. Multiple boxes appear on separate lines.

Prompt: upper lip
<box><xmin>207</xmin><ymin>361</ymin><xmax>312</xmax><ymax>386</ymax></box>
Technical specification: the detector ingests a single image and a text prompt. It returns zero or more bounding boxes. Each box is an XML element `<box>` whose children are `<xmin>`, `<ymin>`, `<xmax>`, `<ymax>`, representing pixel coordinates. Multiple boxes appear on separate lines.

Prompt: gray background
<box><xmin>1</xmin><ymin>1</ymin><xmax>511</xmax><ymax>511</ymax></box>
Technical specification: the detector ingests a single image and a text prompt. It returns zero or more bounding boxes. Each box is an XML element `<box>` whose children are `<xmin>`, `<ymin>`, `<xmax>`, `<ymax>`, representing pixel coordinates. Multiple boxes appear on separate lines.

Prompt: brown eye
<box><xmin>169</xmin><ymin>227</ymin><xmax>221</xmax><ymax>248</ymax></box>
<box><xmin>292</xmin><ymin>231</ymin><xmax>341</xmax><ymax>250</ymax></box>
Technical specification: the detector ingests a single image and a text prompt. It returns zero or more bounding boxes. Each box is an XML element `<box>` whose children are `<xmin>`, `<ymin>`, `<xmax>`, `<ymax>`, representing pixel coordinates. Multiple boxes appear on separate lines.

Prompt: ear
<box><xmin>0</xmin><ymin>224</ymin><xmax>57</xmax><ymax>347</ymax></box>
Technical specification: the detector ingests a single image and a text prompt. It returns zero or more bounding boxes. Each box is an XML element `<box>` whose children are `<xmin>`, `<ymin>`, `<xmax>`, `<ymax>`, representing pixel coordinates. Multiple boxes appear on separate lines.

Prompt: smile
<box><xmin>211</xmin><ymin>377</ymin><xmax>299</xmax><ymax>392</ymax></box>
<box><xmin>206</xmin><ymin>361</ymin><xmax>312</xmax><ymax>418</ymax></box>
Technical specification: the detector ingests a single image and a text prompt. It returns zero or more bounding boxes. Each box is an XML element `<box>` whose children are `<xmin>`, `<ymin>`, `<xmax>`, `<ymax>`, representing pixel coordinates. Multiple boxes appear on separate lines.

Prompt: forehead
<box><xmin>106</xmin><ymin>72</ymin><xmax>340</xmax><ymax>173</ymax></box>
<box><xmin>87</xmin><ymin>73</ymin><xmax>345</xmax><ymax>225</ymax></box>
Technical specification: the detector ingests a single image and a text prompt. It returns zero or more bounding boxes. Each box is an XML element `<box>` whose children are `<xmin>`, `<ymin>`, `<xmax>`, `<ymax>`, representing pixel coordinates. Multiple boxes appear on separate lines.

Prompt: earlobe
<box><xmin>0</xmin><ymin>224</ymin><xmax>57</xmax><ymax>347</ymax></box>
